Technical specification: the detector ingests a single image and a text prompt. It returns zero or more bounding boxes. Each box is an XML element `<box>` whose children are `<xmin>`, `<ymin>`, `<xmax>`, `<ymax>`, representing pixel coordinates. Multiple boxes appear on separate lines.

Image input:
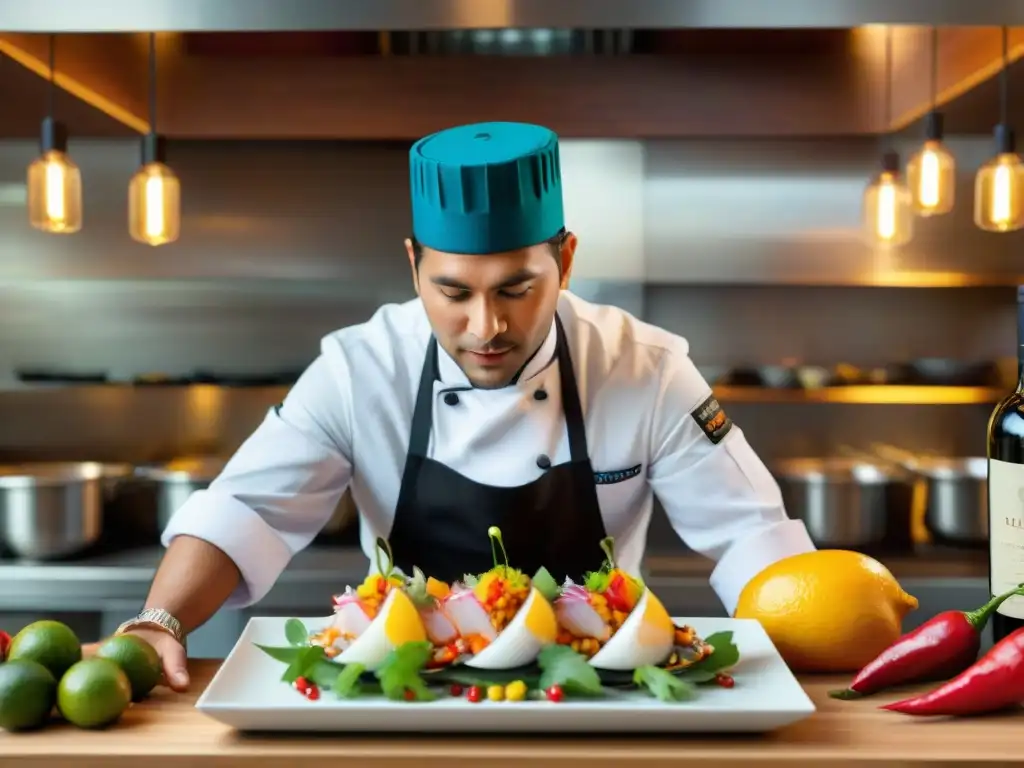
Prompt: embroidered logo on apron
<box><xmin>690</xmin><ymin>393</ymin><xmax>733</xmax><ymax>445</ymax></box>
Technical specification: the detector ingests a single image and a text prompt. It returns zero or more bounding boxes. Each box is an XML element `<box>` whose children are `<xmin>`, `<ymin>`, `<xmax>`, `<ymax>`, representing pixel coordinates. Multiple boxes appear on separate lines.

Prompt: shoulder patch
<box><xmin>690</xmin><ymin>393</ymin><xmax>733</xmax><ymax>445</ymax></box>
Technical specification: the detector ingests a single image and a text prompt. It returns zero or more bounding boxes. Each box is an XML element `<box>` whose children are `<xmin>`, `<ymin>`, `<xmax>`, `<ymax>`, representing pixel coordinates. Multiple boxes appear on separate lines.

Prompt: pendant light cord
<box><xmin>884</xmin><ymin>26</ymin><xmax>893</xmax><ymax>143</ymax></box>
<box><xmin>47</xmin><ymin>34</ymin><xmax>55</xmax><ymax>119</ymax></box>
<box><xmin>1000</xmin><ymin>26</ymin><xmax>1009</xmax><ymax>125</ymax></box>
<box><xmin>148</xmin><ymin>32</ymin><xmax>157</xmax><ymax>134</ymax></box>
<box><xmin>930</xmin><ymin>27</ymin><xmax>938</xmax><ymax>109</ymax></box>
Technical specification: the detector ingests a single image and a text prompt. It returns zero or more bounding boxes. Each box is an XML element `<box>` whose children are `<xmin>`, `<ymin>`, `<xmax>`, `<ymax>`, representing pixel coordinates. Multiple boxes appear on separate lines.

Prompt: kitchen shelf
<box><xmin>714</xmin><ymin>385</ymin><xmax>1004</xmax><ymax>405</ymax></box>
<box><xmin>0</xmin><ymin>383</ymin><xmax>1007</xmax><ymax>406</ymax></box>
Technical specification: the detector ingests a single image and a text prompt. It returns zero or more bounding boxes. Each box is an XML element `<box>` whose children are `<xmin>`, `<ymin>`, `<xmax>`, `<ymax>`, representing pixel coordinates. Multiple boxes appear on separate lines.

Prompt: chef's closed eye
<box><xmin>436</xmin><ymin>282</ymin><xmax>533</xmax><ymax>302</ymax></box>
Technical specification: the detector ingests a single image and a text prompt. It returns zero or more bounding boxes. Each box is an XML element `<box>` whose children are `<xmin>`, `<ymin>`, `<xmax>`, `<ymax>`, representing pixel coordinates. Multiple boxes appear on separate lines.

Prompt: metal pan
<box><xmin>772</xmin><ymin>457</ymin><xmax>913</xmax><ymax>550</ymax></box>
<box><xmin>0</xmin><ymin>462</ymin><xmax>132</xmax><ymax>559</ymax></box>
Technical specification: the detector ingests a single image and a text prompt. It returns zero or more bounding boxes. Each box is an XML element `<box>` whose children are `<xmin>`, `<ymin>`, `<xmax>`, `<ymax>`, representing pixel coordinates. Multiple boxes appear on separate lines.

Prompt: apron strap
<box><xmin>407</xmin><ymin>336</ymin><xmax>441</xmax><ymax>458</ymax></box>
<box><xmin>406</xmin><ymin>314</ymin><xmax>591</xmax><ymax>463</ymax></box>
<box><xmin>554</xmin><ymin>313</ymin><xmax>590</xmax><ymax>463</ymax></box>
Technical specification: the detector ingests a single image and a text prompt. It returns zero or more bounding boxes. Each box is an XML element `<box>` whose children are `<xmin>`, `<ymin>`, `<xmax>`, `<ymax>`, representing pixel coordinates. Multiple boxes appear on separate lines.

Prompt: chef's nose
<box><xmin>466</xmin><ymin>296</ymin><xmax>506</xmax><ymax>342</ymax></box>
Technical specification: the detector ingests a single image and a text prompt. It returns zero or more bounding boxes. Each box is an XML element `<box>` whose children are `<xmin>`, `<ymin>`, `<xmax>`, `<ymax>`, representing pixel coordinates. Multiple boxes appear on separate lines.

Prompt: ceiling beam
<box><xmin>853</xmin><ymin>26</ymin><xmax>1024</xmax><ymax>132</ymax></box>
<box><xmin>0</xmin><ymin>33</ymin><xmax>150</xmax><ymax>134</ymax></box>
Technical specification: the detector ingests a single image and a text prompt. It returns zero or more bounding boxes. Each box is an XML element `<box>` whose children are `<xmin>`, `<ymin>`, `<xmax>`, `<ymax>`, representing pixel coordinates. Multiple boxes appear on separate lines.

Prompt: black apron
<box><xmin>388</xmin><ymin>314</ymin><xmax>608</xmax><ymax>584</ymax></box>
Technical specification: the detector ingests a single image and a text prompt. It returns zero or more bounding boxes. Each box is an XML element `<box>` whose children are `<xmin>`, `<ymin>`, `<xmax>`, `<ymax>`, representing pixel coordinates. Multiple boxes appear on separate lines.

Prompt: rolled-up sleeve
<box><xmin>646</xmin><ymin>343</ymin><xmax>815</xmax><ymax>615</ymax></box>
<box><xmin>161</xmin><ymin>340</ymin><xmax>355</xmax><ymax>608</ymax></box>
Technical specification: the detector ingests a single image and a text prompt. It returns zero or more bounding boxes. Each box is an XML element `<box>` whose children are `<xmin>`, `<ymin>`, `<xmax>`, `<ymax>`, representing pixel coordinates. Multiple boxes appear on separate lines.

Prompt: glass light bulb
<box><xmin>974</xmin><ymin>152</ymin><xmax>1024</xmax><ymax>232</ymax></box>
<box><xmin>862</xmin><ymin>170</ymin><xmax>913</xmax><ymax>247</ymax></box>
<box><xmin>128</xmin><ymin>161</ymin><xmax>181</xmax><ymax>246</ymax></box>
<box><xmin>26</xmin><ymin>149</ymin><xmax>83</xmax><ymax>234</ymax></box>
<box><xmin>906</xmin><ymin>139</ymin><xmax>956</xmax><ymax>216</ymax></box>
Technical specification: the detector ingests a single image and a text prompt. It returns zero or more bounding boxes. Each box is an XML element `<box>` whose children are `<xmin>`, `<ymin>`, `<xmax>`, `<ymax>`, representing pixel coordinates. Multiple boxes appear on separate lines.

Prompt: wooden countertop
<box><xmin>1</xmin><ymin>660</ymin><xmax>1020</xmax><ymax>768</ymax></box>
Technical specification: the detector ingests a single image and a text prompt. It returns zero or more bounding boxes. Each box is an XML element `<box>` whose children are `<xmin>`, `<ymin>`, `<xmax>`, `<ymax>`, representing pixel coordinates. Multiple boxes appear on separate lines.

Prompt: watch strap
<box><xmin>115</xmin><ymin>608</ymin><xmax>187</xmax><ymax>650</ymax></box>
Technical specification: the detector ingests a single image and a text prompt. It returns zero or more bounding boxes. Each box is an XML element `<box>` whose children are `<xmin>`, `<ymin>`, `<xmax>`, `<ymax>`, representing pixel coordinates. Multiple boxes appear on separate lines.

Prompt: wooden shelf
<box><xmin>714</xmin><ymin>385</ymin><xmax>1003</xmax><ymax>405</ymax></box>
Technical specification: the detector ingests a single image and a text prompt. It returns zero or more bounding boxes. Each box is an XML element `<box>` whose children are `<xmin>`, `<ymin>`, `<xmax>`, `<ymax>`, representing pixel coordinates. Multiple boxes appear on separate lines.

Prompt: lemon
<box><xmin>734</xmin><ymin>550</ymin><xmax>919</xmax><ymax>673</ymax></box>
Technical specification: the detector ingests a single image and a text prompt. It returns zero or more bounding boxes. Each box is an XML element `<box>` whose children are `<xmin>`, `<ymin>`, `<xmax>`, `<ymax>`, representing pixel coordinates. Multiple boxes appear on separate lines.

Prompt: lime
<box><xmin>0</xmin><ymin>659</ymin><xmax>57</xmax><ymax>732</ymax></box>
<box><xmin>8</xmin><ymin>620</ymin><xmax>82</xmax><ymax>679</ymax></box>
<box><xmin>57</xmin><ymin>659</ymin><xmax>132</xmax><ymax>730</ymax></box>
<box><xmin>94</xmin><ymin>634</ymin><xmax>162</xmax><ymax>701</ymax></box>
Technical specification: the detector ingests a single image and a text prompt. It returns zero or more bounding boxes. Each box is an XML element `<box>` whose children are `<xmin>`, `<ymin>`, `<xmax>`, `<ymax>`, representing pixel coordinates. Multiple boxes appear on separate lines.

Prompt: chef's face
<box><xmin>407</xmin><ymin>233</ymin><xmax>577</xmax><ymax>389</ymax></box>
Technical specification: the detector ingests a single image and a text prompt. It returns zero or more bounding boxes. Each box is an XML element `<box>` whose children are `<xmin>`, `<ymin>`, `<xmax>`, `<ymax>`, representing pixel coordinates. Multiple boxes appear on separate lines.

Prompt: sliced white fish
<box><xmin>554</xmin><ymin>583</ymin><xmax>612</xmax><ymax>641</ymax></box>
<box><xmin>420</xmin><ymin>604</ymin><xmax>459</xmax><ymax>645</ymax></box>
<box><xmin>442</xmin><ymin>589</ymin><xmax>498</xmax><ymax>641</ymax></box>
<box><xmin>330</xmin><ymin>591</ymin><xmax>374</xmax><ymax>638</ymax></box>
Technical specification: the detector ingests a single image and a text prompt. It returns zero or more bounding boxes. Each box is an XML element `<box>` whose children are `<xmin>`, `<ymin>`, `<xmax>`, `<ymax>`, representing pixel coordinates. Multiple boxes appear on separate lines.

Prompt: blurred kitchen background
<box><xmin>1</xmin><ymin>14</ymin><xmax>1023</xmax><ymax>654</ymax></box>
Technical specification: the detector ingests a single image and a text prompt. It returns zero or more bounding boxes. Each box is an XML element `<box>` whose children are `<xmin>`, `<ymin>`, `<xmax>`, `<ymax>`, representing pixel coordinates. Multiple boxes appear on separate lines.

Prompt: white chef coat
<box><xmin>162</xmin><ymin>290</ymin><xmax>815</xmax><ymax>614</ymax></box>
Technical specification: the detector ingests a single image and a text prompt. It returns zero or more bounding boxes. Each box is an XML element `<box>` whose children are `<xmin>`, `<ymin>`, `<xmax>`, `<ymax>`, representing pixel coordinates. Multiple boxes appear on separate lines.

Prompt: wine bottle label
<box><xmin>989</xmin><ymin>458</ymin><xmax>1024</xmax><ymax>620</ymax></box>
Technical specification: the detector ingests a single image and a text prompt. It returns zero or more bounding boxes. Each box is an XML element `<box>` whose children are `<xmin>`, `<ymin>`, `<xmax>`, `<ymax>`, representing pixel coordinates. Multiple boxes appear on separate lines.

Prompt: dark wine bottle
<box><xmin>987</xmin><ymin>284</ymin><xmax>1024</xmax><ymax>643</ymax></box>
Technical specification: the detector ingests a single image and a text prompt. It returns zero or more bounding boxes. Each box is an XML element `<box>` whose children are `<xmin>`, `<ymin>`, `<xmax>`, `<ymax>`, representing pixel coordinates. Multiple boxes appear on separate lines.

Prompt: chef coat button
<box><xmin>443</xmin><ymin>392</ymin><xmax>460</xmax><ymax>406</ymax></box>
<box><xmin>536</xmin><ymin>454</ymin><xmax>552</xmax><ymax>470</ymax></box>
<box><xmin>533</xmin><ymin>389</ymin><xmax>548</xmax><ymax>401</ymax></box>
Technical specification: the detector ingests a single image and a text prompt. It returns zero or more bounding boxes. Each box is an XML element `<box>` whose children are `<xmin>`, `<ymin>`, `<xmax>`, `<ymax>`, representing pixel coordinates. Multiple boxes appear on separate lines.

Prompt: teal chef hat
<box><xmin>409</xmin><ymin>121</ymin><xmax>564</xmax><ymax>255</ymax></box>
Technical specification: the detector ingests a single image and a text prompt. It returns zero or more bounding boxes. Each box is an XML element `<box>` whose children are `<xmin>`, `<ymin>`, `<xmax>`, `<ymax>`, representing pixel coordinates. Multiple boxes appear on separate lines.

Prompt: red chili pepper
<box><xmin>881</xmin><ymin>626</ymin><xmax>1024</xmax><ymax>716</ymax></box>
<box><xmin>0</xmin><ymin>630</ymin><xmax>10</xmax><ymax>662</ymax></box>
<box><xmin>829</xmin><ymin>583</ymin><xmax>1024</xmax><ymax>700</ymax></box>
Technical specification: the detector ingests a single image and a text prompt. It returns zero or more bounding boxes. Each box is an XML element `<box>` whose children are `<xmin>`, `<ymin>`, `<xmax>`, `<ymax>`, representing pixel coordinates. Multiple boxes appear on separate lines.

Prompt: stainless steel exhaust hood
<box><xmin>4</xmin><ymin>0</ymin><xmax>1024</xmax><ymax>32</ymax></box>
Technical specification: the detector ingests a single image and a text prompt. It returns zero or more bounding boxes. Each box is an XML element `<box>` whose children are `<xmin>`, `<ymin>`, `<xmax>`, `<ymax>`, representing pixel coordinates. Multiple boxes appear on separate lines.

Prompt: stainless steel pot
<box><xmin>773</xmin><ymin>457</ymin><xmax>914</xmax><ymax>549</ymax></box>
<box><xmin>0</xmin><ymin>462</ymin><xmax>131</xmax><ymax>559</ymax></box>
<box><xmin>913</xmin><ymin>456</ymin><xmax>988</xmax><ymax>546</ymax></box>
<box><xmin>134</xmin><ymin>457</ymin><xmax>227</xmax><ymax>532</ymax></box>
<box><xmin>134</xmin><ymin>457</ymin><xmax>359</xmax><ymax>539</ymax></box>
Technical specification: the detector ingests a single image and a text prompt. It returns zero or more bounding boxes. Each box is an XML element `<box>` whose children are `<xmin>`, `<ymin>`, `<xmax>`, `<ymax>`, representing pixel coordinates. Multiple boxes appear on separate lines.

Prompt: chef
<box><xmin>106</xmin><ymin>122</ymin><xmax>815</xmax><ymax>690</ymax></box>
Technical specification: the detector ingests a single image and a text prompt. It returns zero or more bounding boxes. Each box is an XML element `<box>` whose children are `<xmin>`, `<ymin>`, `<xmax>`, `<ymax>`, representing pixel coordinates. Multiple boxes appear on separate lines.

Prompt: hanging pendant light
<box><xmin>26</xmin><ymin>34</ymin><xmax>83</xmax><ymax>234</ymax></box>
<box><xmin>128</xmin><ymin>32</ymin><xmax>180</xmax><ymax>246</ymax></box>
<box><xmin>975</xmin><ymin>26</ymin><xmax>1024</xmax><ymax>233</ymax></box>
<box><xmin>907</xmin><ymin>27</ymin><xmax>956</xmax><ymax>216</ymax></box>
<box><xmin>863</xmin><ymin>26</ymin><xmax>913</xmax><ymax>247</ymax></box>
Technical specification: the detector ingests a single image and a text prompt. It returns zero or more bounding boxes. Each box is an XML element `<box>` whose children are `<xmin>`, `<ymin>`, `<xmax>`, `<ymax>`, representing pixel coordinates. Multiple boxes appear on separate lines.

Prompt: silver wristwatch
<box><xmin>115</xmin><ymin>608</ymin><xmax>187</xmax><ymax>651</ymax></box>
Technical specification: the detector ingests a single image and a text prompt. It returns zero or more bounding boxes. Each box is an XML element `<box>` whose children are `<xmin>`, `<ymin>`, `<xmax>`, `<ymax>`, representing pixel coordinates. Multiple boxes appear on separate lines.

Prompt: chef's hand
<box><xmin>83</xmin><ymin>628</ymin><xmax>190</xmax><ymax>692</ymax></box>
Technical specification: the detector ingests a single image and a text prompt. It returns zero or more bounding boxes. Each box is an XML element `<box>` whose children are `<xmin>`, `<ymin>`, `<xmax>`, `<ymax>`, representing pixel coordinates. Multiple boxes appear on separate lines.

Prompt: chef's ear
<box><xmin>404</xmin><ymin>238</ymin><xmax>420</xmax><ymax>294</ymax></box>
<box><xmin>558</xmin><ymin>231</ymin><xmax>578</xmax><ymax>290</ymax></box>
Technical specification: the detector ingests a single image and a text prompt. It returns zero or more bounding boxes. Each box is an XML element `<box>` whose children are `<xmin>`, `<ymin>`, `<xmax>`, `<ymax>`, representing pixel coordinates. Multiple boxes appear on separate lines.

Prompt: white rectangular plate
<box><xmin>196</xmin><ymin>615</ymin><xmax>816</xmax><ymax>733</ymax></box>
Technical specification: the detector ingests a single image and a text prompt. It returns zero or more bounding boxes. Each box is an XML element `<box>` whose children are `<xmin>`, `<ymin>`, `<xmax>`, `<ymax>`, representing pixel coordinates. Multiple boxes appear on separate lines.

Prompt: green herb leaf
<box><xmin>405</xmin><ymin>566</ymin><xmax>438</xmax><ymax>609</ymax></box>
<box><xmin>333</xmin><ymin>662</ymin><xmax>366</xmax><ymax>698</ymax></box>
<box><xmin>281</xmin><ymin>645</ymin><xmax>325</xmax><ymax>684</ymax></box>
<box><xmin>675</xmin><ymin>631</ymin><xmax>741</xmax><ymax>683</ymax></box>
<box><xmin>255</xmin><ymin>644</ymin><xmax>304</xmax><ymax>665</ymax></box>
<box><xmin>582</xmin><ymin>570</ymin><xmax>610</xmax><ymax>594</ymax></box>
<box><xmin>376</xmin><ymin>641</ymin><xmax>437</xmax><ymax>702</ymax></box>
<box><xmin>633</xmin><ymin>665</ymin><xmax>697</xmax><ymax>702</ymax></box>
<box><xmin>531</xmin><ymin>566</ymin><xmax>561</xmax><ymax>602</ymax></box>
<box><xmin>536</xmin><ymin>645</ymin><xmax>605</xmax><ymax>697</ymax></box>
<box><xmin>284</xmin><ymin>618</ymin><xmax>309</xmax><ymax>647</ymax></box>
<box><xmin>462</xmin><ymin>573</ymin><xmax>480</xmax><ymax>587</ymax></box>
